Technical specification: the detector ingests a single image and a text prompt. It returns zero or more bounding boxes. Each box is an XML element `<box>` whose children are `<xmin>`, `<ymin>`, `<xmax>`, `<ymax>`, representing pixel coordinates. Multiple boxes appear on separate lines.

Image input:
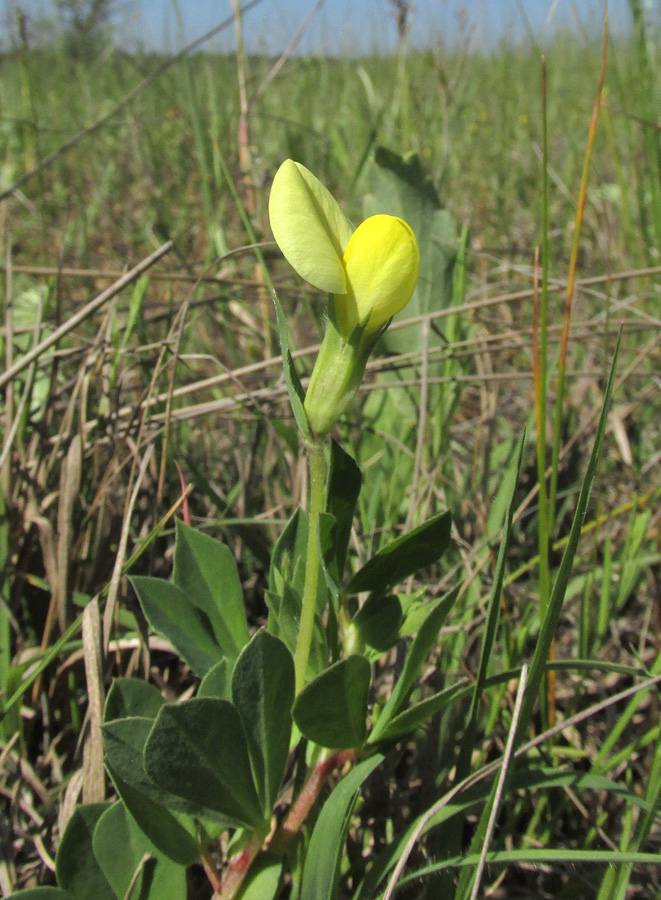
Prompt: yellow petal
<box><xmin>335</xmin><ymin>215</ymin><xmax>419</xmax><ymax>336</ymax></box>
<box><xmin>268</xmin><ymin>160</ymin><xmax>354</xmax><ymax>294</ymax></box>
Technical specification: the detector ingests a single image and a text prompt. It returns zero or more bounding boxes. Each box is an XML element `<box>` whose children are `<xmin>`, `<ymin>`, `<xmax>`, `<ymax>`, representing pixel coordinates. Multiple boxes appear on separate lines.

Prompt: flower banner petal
<box><xmin>269</xmin><ymin>160</ymin><xmax>354</xmax><ymax>294</ymax></box>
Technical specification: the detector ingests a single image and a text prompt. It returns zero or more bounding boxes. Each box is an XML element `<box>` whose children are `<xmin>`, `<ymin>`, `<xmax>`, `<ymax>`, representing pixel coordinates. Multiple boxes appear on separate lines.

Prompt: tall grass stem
<box><xmin>548</xmin><ymin>9</ymin><xmax>608</xmax><ymax>529</ymax></box>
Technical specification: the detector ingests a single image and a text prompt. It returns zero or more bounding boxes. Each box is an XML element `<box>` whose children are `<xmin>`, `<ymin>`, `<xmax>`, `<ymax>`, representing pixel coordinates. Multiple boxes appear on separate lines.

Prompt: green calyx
<box><xmin>304</xmin><ymin>302</ymin><xmax>387</xmax><ymax>436</ymax></box>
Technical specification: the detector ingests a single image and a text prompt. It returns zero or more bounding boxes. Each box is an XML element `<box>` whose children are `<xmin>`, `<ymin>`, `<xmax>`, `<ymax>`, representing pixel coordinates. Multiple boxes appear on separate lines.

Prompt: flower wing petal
<box><xmin>268</xmin><ymin>160</ymin><xmax>353</xmax><ymax>294</ymax></box>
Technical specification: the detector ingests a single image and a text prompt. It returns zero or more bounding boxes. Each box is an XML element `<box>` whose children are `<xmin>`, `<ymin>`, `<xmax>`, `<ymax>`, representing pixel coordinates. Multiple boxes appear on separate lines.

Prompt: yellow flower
<box><xmin>269</xmin><ymin>160</ymin><xmax>419</xmax><ymax>338</ymax></box>
<box><xmin>269</xmin><ymin>159</ymin><xmax>420</xmax><ymax>435</ymax></box>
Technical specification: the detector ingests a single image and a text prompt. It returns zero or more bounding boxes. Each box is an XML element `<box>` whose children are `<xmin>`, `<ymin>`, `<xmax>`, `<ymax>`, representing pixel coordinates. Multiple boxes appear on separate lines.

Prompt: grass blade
<box><xmin>515</xmin><ymin>329</ymin><xmax>622</xmax><ymax>748</ymax></box>
<box><xmin>455</xmin><ymin>429</ymin><xmax>526</xmax><ymax>783</ymax></box>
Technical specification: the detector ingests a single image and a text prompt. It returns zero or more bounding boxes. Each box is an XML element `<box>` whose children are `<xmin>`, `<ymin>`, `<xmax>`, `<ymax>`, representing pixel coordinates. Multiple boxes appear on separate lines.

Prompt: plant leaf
<box><xmin>352</xmin><ymin>593</ymin><xmax>403</xmax><ymax>651</ymax></box>
<box><xmin>144</xmin><ymin>698</ymin><xmax>264</xmax><ymax>828</ymax></box>
<box><xmin>232</xmin><ymin>631</ymin><xmax>295</xmax><ymax>813</ymax></box>
<box><xmin>455</xmin><ymin>429</ymin><xmax>526</xmax><ymax>783</ymax></box>
<box><xmin>269</xmin><ymin>507</ymin><xmax>309</xmax><ymax>601</ymax></box>
<box><xmin>398</xmin><ymin>849</ymin><xmax>661</xmax><ymax>887</ymax></box>
<box><xmin>374</xmin><ymin>680</ymin><xmax>468</xmax><ymax>742</ymax></box>
<box><xmin>102</xmin><ymin>716</ymin><xmax>212</xmax><ymax>817</ymax></box>
<box><xmin>300</xmin><ymin>754</ymin><xmax>384</xmax><ymax>900</ymax></box>
<box><xmin>173</xmin><ymin>521</ymin><xmax>249</xmax><ymax>663</ymax></box>
<box><xmin>450</xmin><ymin>431</ymin><xmax>528</xmax><ymax>897</ymax></box>
<box><xmin>103</xmin><ymin>715</ymin><xmax>220</xmax><ymax>863</ymax></box>
<box><xmin>293</xmin><ymin>655</ymin><xmax>371</xmax><ymax>749</ymax></box>
<box><xmin>364</xmin><ymin>148</ymin><xmax>457</xmax><ymax>355</ymax></box>
<box><xmin>322</xmin><ymin>440</ymin><xmax>362</xmax><ymax>589</ymax></box>
<box><xmin>131</xmin><ymin>576</ymin><xmax>222</xmax><ymax>676</ymax></box>
<box><xmin>347</xmin><ymin>510</ymin><xmax>451</xmax><ymax>595</ymax></box>
<box><xmin>369</xmin><ymin>587</ymin><xmax>458</xmax><ymax>743</ymax></box>
<box><xmin>198</xmin><ymin>658</ymin><xmax>232</xmax><ymax>700</ymax></box>
<box><xmin>55</xmin><ymin>803</ymin><xmax>114</xmax><ymax>900</ymax></box>
<box><xmin>93</xmin><ymin>801</ymin><xmax>187</xmax><ymax>900</ymax></box>
<box><xmin>354</xmin><ymin>765</ymin><xmax>650</xmax><ymax>900</ymax></box>
<box><xmin>104</xmin><ymin>677</ymin><xmax>164</xmax><ymax>722</ymax></box>
<box><xmin>236</xmin><ymin>854</ymin><xmax>282</xmax><ymax>900</ymax></box>
<box><xmin>272</xmin><ymin>290</ymin><xmax>310</xmax><ymax>438</ymax></box>
<box><xmin>106</xmin><ymin>765</ymin><xmax>201</xmax><ymax>866</ymax></box>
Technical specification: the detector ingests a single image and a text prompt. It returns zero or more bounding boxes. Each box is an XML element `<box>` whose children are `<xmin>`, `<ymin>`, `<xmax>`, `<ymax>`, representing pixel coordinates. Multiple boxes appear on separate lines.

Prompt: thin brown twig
<box><xmin>52</xmin><ymin>273</ymin><xmax>659</xmax><ymax>436</ymax></box>
<box><xmin>156</xmin><ymin>300</ymin><xmax>189</xmax><ymax>507</ymax></box>
<box><xmin>2</xmin><ymin>260</ymin><xmax>659</xmax><ymax>292</ymax></box>
<box><xmin>102</xmin><ymin>445</ymin><xmax>154</xmax><ymax>650</ymax></box>
<box><xmin>0</xmin><ymin>241</ymin><xmax>173</xmax><ymax>391</ymax></box>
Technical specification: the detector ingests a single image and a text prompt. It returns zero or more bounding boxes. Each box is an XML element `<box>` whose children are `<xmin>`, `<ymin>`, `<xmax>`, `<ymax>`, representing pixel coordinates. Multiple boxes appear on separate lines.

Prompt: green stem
<box><xmin>269</xmin><ymin>749</ymin><xmax>357</xmax><ymax>853</ymax></box>
<box><xmin>212</xmin><ymin>830</ymin><xmax>265</xmax><ymax>900</ymax></box>
<box><xmin>294</xmin><ymin>436</ymin><xmax>326</xmax><ymax>695</ymax></box>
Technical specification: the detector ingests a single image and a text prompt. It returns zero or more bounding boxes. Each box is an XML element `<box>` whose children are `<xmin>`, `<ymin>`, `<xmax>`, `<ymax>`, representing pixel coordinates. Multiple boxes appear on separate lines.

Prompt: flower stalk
<box><xmin>294</xmin><ymin>435</ymin><xmax>327</xmax><ymax>694</ymax></box>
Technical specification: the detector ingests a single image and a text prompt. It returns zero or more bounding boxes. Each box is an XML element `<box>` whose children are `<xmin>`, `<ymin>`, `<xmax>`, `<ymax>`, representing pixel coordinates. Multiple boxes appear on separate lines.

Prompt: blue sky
<box><xmin>5</xmin><ymin>1</ymin><xmax>637</xmax><ymax>54</ymax></box>
<box><xmin>119</xmin><ymin>0</ymin><xmax>632</xmax><ymax>54</ymax></box>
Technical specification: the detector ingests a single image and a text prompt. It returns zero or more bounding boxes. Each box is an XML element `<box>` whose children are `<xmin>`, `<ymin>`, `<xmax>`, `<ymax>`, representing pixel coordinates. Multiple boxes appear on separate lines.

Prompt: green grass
<box><xmin>1</xmin><ymin>7</ymin><xmax>660</xmax><ymax>899</ymax></box>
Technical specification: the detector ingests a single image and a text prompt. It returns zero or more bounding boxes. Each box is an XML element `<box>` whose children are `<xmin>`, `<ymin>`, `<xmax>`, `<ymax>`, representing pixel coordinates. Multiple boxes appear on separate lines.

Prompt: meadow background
<box><xmin>1</xmin><ymin>0</ymin><xmax>660</xmax><ymax>896</ymax></box>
